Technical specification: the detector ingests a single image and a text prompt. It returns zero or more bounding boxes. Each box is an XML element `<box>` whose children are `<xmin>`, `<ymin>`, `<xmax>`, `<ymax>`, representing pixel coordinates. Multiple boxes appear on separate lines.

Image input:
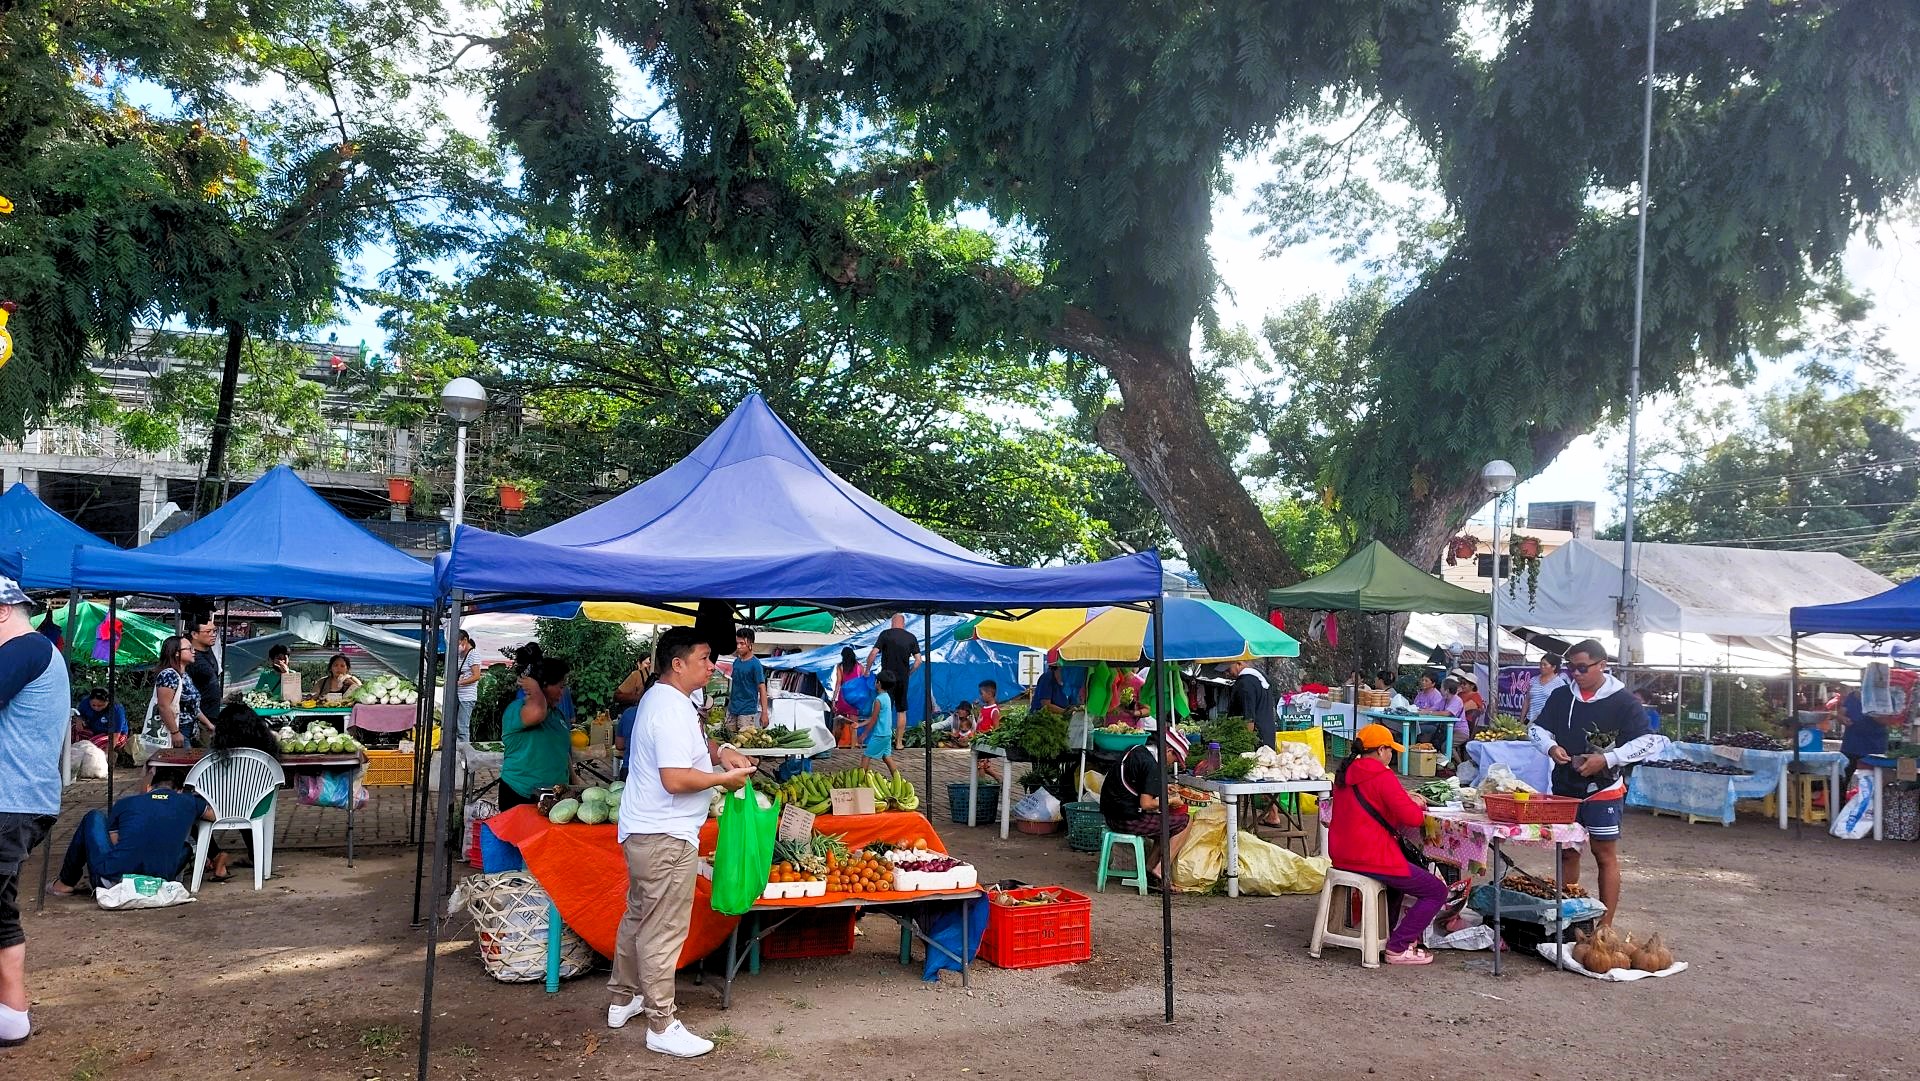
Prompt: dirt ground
<box><xmin>8</xmin><ymin>795</ymin><xmax>1920</xmax><ymax>1081</ymax></box>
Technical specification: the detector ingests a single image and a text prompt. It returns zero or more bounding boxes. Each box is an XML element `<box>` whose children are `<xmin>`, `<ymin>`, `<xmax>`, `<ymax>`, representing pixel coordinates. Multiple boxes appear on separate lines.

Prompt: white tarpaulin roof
<box><xmin>1402</xmin><ymin>615</ymin><xmax>1867</xmax><ymax>679</ymax></box>
<box><xmin>1495</xmin><ymin>540</ymin><xmax>1892</xmax><ymax>639</ymax></box>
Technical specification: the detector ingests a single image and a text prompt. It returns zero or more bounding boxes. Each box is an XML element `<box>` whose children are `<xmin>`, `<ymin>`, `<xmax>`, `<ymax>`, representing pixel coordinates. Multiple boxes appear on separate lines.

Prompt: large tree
<box><xmin>0</xmin><ymin>0</ymin><xmax>494</xmax><ymax>505</ymax></box>
<box><xmin>379</xmin><ymin>228</ymin><xmax>1172</xmax><ymax>562</ymax></box>
<box><xmin>476</xmin><ymin>0</ymin><xmax>1920</xmax><ymax>614</ymax></box>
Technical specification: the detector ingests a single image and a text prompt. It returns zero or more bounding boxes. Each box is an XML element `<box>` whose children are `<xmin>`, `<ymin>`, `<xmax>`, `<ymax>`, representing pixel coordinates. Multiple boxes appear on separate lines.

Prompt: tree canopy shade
<box><xmin>440</xmin><ymin>394</ymin><xmax>1163</xmax><ymax>609</ymax></box>
<box><xmin>482</xmin><ymin>0</ymin><xmax>1920</xmax><ymax>614</ymax></box>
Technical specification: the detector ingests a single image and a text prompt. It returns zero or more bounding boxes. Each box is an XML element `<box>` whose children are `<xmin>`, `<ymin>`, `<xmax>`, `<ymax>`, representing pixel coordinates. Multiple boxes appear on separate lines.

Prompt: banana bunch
<box><xmin>867</xmin><ymin>770</ymin><xmax>920</xmax><ymax>812</ymax></box>
<box><xmin>777</xmin><ymin>773</ymin><xmax>835</xmax><ymax>815</ymax></box>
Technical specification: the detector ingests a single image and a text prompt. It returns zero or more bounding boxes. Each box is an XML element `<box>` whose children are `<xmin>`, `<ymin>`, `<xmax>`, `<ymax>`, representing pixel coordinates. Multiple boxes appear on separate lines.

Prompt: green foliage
<box><xmin>1197</xmin><ymin>715</ymin><xmax>1257</xmax><ymax>759</ymax></box>
<box><xmin>1015</xmin><ymin>709</ymin><xmax>1069</xmax><ymax>762</ymax></box>
<box><xmin>1606</xmin><ymin>365</ymin><xmax>1920</xmax><ymax>579</ymax></box>
<box><xmin>535</xmin><ymin>615</ymin><xmax>637</xmax><ymax>720</ymax></box>
<box><xmin>378</xmin><ymin>228</ymin><xmax>1168</xmax><ymax>563</ymax></box>
<box><xmin>0</xmin><ymin>0</ymin><xmax>497</xmax><ymax>444</ymax></box>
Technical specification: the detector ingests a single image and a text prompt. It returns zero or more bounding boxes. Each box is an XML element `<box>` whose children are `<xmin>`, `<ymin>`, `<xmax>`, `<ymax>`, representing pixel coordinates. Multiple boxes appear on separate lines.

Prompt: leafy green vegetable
<box><xmin>1018</xmin><ymin>710</ymin><xmax>1070</xmax><ymax>762</ymax></box>
<box><xmin>1198</xmin><ymin>715</ymin><xmax>1257</xmax><ymax>758</ymax></box>
<box><xmin>1206</xmin><ymin>754</ymin><xmax>1254</xmax><ymax>782</ymax></box>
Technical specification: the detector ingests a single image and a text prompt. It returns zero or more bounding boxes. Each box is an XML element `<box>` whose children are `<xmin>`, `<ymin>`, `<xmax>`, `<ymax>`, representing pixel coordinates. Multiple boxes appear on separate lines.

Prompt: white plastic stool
<box><xmin>1308</xmin><ymin>868</ymin><xmax>1391</xmax><ymax>968</ymax></box>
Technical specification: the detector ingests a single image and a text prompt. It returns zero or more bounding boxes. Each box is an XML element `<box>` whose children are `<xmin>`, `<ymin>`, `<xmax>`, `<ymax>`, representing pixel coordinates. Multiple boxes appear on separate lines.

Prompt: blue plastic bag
<box><xmin>921</xmin><ymin>895</ymin><xmax>990</xmax><ymax>981</ymax></box>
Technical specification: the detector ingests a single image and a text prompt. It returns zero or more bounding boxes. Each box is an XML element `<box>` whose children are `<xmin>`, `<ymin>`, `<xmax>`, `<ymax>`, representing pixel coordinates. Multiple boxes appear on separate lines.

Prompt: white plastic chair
<box><xmin>184</xmin><ymin>748</ymin><xmax>285</xmax><ymax>891</ymax></box>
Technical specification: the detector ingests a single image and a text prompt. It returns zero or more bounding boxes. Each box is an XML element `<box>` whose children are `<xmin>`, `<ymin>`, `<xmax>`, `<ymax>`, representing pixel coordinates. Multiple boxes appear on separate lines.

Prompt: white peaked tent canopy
<box><xmin>1496</xmin><ymin>539</ymin><xmax>1893</xmax><ymax>639</ymax></box>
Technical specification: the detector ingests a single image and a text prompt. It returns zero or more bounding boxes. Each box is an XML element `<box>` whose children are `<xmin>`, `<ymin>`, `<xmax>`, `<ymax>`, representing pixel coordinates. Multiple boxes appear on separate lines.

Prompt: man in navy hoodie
<box><xmin>1528</xmin><ymin>639</ymin><xmax>1662</xmax><ymax>926</ymax></box>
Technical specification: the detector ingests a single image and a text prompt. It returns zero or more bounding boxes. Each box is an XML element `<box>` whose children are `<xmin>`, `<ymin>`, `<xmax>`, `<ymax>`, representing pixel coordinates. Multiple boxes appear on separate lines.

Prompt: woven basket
<box><xmin>1063</xmin><ymin>802</ymin><xmax>1106</xmax><ymax>852</ymax></box>
<box><xmin>455</xmin><ymin>871</ymin><xmax>594</xmax><ymax>983</ymax></box>
<box><xmin>1357</xmin><ymin>689</ymin><xmax>1392</xmax><ymax>710</ymax></box>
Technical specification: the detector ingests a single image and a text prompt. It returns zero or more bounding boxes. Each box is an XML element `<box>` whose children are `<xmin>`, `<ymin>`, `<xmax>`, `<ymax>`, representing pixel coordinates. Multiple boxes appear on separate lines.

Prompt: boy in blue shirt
<box><xmin>49</xmin><ymin>775</ymin><xmax>214</xmax><ymax>893</ymax></box>
<box><xmin>725</xmin><ymin>629</ymin><xmax>770</xmax><ymax>730</ymax></box>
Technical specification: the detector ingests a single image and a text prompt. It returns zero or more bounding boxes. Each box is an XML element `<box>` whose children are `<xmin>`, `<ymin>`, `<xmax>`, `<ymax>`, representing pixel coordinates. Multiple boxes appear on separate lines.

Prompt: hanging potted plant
<box><xmin>1509</xmin><ymin>535</ymin><xmax>1545</xmax><ymax>603</ymax></box>
<box><xmin>1446</xmin><ymin>535</ymin><xmax>1478</xmax><ymax>566</ymax></box>
<box><xmin>386</xmin><ymin>476</ymin><xmax>415</xmax><ymax>504</ymax></box>
<box><xmin>495</xmin><ymin>479</ymin><xmax>530</xmax><ymax>512</ymax></box>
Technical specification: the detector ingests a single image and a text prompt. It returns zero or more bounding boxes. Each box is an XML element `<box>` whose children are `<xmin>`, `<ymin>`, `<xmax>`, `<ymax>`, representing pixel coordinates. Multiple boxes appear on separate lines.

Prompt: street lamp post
<box><xmin>420</xmin><ymin>376</ymin><xmax>485</xmax><ymax>1079</ymax></box>
<box><xmin>440</xmin><ymin>377</ymin><xmax>487</xmax><ymax>536</ymax></box>
<box><xmin>1482</xmin><ymin>460</ymin><xmax>1518</xmax><ymax>690</ymax></box>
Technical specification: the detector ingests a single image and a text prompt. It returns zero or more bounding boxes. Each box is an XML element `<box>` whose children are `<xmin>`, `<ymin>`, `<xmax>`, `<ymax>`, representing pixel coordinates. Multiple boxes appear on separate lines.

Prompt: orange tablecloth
<box><xmin>484</xmin><ymin>806</ymin><xmax>948</xmax><ymax>968</ymax></box>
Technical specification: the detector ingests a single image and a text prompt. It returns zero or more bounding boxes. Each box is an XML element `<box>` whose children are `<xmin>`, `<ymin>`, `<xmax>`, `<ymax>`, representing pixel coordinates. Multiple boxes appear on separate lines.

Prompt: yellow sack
<box><xmin>1171</xmin><ymin>804</ymin><xmax>1330</xmax><ymax>895</ymax></box>
<box><xmin>1080</xmin><ymin>769</ymin><xmax>1104</xmax><ymax>796</ymax></box>
<box><xmin>1274</xmin><ymin>728</ymin><xmax>1327</xmax><ymax>813</ymax></box>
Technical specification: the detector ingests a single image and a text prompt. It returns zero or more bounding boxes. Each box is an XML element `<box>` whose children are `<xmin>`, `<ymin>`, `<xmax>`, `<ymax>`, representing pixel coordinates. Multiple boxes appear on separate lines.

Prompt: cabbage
<box><xmin>580</xmin><ymin>787</ymin><xmax>610</xmax><ymax>806</ymax></box>
<box><xmin>608</xmin><ymin>780</ymin><xmax>625</xmax><ymax>795</ymax></box>
<box><xmin>547</xmin><ymin>798</ymin><xmax>580</xmax><ymax>824</ymax></box>
<box><xmin>575</xmin><ymin>802</ymin><xmax>609</xmax><ymax>825</ymax></box>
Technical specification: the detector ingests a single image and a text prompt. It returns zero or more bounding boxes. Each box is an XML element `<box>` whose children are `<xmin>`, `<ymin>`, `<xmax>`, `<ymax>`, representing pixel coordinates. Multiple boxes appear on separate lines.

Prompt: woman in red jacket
<box><xmin>1329</xmin><ymin>724</ymin><xmax>1445</xmax><ymax>965</ymax></box>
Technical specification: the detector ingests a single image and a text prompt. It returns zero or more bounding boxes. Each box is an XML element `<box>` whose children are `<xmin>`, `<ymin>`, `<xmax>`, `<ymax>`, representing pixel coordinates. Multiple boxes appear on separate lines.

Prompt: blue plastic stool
<box><xmin>1095</xmin><ymin>831</ymin><xmax>1148</xmax><ymax>894</ymax></box>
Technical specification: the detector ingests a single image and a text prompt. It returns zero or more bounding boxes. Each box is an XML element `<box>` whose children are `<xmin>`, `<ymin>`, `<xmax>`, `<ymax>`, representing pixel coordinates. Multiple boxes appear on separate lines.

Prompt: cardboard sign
<box><xmin>777</xmin><ymin>803</ymin><xmax>816</xmax><ymax>844</ymax></box>
<box><xmin>1018</xmin><ymin>650</ymin><xmax>1046</xmax><ymax>687</ymax></box>
<box><xmin>830</xmin><ymin>788</ymin><xmax>876</xmax><ymax>816</ymax></box>
<box><xmin>1899</xmin><ymin>757</ymin><xmax>1917</xmax><ymax>783</ymax></box>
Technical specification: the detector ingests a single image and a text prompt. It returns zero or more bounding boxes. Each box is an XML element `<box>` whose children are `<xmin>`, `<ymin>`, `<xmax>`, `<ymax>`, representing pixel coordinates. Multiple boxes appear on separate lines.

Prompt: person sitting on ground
<box><xmin>1098</xmin><ymin>722</ymin><xmax>1192</xmax><ymax>891</ymax></box>
<box><xmin>857</xmin><ymin>683</ymin><xmax>900</xmax><ymax>778</ymax></box>
<box><xmin>946</xmin><ymin>701</ymin><xmax>977</xmax><ymax>740</ymax></box>
<box><xmin>1328</xmin><ymin>723</ymin><xmax>1444</xmax><ymax>965</ymax></box>
<box><xmin>72</xmin><ymin>687</ymin><xmax>128</xmax><ymax>756</ymax></box>
<box><xmin>252</xmin><ymin>644</ymin><xmax>298</xmax><ymax>699</ymax></box>
<box><xmin>48</xmin><ymin>772</ymin><xmax>215</xmax><ymax>894</ymax></box>
<box><xmin>314</xmin><ymin>653</ymin><xmax>361</xmax><ymax>702</ymax></box>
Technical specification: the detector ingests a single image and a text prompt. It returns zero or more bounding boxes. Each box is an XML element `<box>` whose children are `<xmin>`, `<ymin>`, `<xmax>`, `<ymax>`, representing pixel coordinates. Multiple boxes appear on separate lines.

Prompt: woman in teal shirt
<box><xmin>500</xmin><ymin>654</ymin><xmax>574</xmax><ymax>810</ymax></box>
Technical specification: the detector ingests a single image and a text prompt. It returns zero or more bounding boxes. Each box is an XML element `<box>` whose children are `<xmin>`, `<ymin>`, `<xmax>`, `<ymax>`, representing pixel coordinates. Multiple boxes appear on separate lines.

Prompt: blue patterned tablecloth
<box><xmin>1627</xmin><ymin>766</ymin><xmax>1740</xmax><ymax>824</ymax></box>
<box><xmin>1669</xmin><ymin>743</ymin><xmax>1845</xmax><ymax>800</ymax></box>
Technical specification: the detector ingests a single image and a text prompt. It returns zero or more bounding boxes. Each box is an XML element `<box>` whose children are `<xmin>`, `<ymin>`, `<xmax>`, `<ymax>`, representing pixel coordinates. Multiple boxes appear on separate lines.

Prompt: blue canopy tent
<box><xmin>0</xmin><ymin>482</ymin><xmax>113</xmax><ymax>590</ymax></box>
<box><xmin>419</xmin><ymin>394</ymin><xmax>1173</xmax><ymax>1056</ymax></box>
<box><xmin>70</xmin><ymin>465</ymin><xmax>435</xmax><ymax>605</ymax></box>
<box><xmin>764</xmin><ymin>614</ymin><xmax>1033</xmax><ymax>728</ymax></box>
<box><xmin>64</xmin><ymin>466</ymin><xmax>441</xmax><ymax>892</ymax></box>
<box><xmin>1788</xmin><ymin>580</ymin><xmax>1920</xmax><ymax>838</ymax></box>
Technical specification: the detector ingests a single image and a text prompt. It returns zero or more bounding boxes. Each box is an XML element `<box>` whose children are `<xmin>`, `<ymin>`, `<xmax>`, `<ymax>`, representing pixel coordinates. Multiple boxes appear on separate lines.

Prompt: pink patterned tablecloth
<box><xmin>1421</xmin><ymin>809</ymin><xmax>1587</xmax><ymax>877</ymax></box>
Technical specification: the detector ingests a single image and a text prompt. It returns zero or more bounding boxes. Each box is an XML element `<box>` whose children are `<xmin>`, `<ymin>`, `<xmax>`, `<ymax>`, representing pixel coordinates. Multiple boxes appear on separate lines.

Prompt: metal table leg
<box><xmin>968</xmin><ymin>755</ymin><xmax>980</xmax><ymax>828</ymax></box>
<box><xmin>1222</xmin><ymin>795</ymin><xmax>1241</xmax><ymax>898</ymax></box>
<box><xmin>1490</xmin><ymin>838</ymin><xmax>1503</xmax><ymax>976</ymax></box>
<box><xmin>1552</xmin><ymin>842</ymin><xmax>1566</xmax><ymax>971</ymax></box>
<box><xmin>347</xmin><ymin>787</ymin><xmax>356</xmax><ymax>868</ymax></box>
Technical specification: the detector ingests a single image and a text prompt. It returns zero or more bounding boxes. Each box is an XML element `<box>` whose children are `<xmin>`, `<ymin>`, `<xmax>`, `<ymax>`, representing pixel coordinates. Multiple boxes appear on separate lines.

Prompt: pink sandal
<box><xmin>1384</xmin><ymin>946</ymin><xmax>1435</xmax><ymax>966</ymax></box>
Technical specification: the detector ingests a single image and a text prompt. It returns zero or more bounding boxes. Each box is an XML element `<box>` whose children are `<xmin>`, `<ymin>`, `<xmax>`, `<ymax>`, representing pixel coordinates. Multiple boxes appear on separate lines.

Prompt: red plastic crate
<box><xmin>980</xmin><ymin>886</ymin><xmax>1092</xmax><ymax>969</ymax></box>
<box><xmin>760</xmin><ymin>909</ymin><xmax>856</xmax><ymax>960</ymax></box>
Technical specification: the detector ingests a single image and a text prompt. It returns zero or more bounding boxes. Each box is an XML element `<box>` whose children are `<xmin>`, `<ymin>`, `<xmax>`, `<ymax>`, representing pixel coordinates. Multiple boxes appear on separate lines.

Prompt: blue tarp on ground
<box><xmin>69</xmin><ymin>466</ymin><xmax>435</xmax><ymax>606</ymax></box>
<box><xmin>439</xmin><ymin>393</ymin><xmax>1162</xmax><ymax>609</ymax></box>
<box><xmin>1793</xmin><ymin>579</ymin><xmax>1920</xmax><ymax>637</ymax></box>
<box><xmin>764</xmin><ymin>615</ymin><xmax>1036</xmax><ymax>727</ymax></box>
<box><xmin>0</xmin><ymin>483</ymin><xmax>113</xmax><ymax>590</ymax></box>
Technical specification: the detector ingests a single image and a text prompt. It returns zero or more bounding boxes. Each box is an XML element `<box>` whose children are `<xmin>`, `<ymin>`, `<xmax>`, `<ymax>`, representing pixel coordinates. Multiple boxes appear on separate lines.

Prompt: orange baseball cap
<box><xmin>1356</xmin><ymin>723</ymin><xmax>1406</xmax><ymax>753</ymax></box>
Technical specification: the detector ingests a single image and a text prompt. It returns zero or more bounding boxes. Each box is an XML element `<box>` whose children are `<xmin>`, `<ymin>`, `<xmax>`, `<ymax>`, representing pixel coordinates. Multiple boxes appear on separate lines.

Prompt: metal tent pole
<box><xmin>417</xmin><ymin>590</ymin><xmax>465</xmax><ymax>1078</ymax></box>
<box><xmin>922</xmin><ymin>611</ymin><xmax>935</xmax><ymax>804</ymax></box>
<box><xmin>410</xmin><ymin>604</ymin><xmax>439</xmax><ymax>927</ymax></box>
<box><xmin>106</xmin><ymin>595</ymin><xmax>118</xmax><ymax>809</ymax></box>
<box><xmin>1616</xmin><ymin>0</ymin><xmax>1659</xmax><ymax>658</ymax></box>
<box><xmin>38</xmin><ymin>585</ymin><xmax>84</xmax><ymax>912</ymax></box>
<box><xmin>1152</xmin><ymin>595</ymin><xmax>1172</xmax><ymax>1023</ymax></box>
<box><xmin>1790</xmin><ymin>633</ymin><xmax>1802</xmax><ymax>841</ymax></box>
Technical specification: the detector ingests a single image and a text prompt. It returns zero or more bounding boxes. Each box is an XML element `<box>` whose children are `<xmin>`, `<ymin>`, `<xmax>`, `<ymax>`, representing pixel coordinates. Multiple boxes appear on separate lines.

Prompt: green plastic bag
<box><xmin>709</xmin><ymin>778</ymin><xmax>778</xmax><ymax>915</ymax></box>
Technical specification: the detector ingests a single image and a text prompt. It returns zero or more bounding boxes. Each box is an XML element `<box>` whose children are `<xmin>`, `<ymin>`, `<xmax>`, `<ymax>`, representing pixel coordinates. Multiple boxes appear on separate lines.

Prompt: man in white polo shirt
<box><xmin>608</xmin><ymin>627</ymin><xmax>756</xmax><ymax>1058</ymax></box>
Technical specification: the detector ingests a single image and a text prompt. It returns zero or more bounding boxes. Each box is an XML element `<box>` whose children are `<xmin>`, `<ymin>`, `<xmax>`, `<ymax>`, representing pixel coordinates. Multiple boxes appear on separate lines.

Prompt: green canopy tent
<box><xmin>50</xmin><ymin>599</ymin><xmax>173</xmax><ymax>668</ymax></box>
<box><xmin>1266</xmin><ymin>540</ymin><xmax>1491</xmax><ymax>737</ymax></box>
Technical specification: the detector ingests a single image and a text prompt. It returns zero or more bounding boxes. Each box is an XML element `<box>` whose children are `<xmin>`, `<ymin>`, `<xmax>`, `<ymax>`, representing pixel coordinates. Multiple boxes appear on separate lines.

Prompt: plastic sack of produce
<box><xmin>295</xmin><ymin>770</ymin><xmax>368</xmax><ymax>809</ymax></box>
<box><xmin>1235</xmin><ymin>834</ymin><xmax>1328</xmax><ymax>896</ymax></box>
<box><xmin>1013</xmin><ymin>787</ymin><xmax>1063</xmax><ymax>822</ymax></box>
<box><xmin>1172</xmin><ymin>805</ymin><xmax>1228</xmax><ymax>891</ymax></box>
<box><xmin>1830</xmin><ymin>771</ymin><xmax>1876</xmax><ymax>840</ymax></box>
<box><xmin>96</xmin><ymin>874</ymin><xmax>194</xmax><ymax>911</ymax></box>
<box><xmin>710</xmin><ymin>779</ymin><xmax>778</xmax><ymax>915</ymax></box>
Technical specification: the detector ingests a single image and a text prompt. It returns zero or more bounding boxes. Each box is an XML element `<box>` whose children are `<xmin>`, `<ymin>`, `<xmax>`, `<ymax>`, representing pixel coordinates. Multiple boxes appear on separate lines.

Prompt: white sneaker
<box><xmin>607</xmin><ymin>999</ymin><xmax>646</xmax><ymax>1030</ymax></box>
<box><xmin>645</xmin><ymin>1021</ymin><xmax>714</xmax><ymax>1058</ymax></box>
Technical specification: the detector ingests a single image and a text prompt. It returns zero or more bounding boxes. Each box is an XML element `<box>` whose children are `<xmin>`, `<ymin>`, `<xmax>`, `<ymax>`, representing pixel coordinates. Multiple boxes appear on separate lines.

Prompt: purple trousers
<box><xmin>1364</xmin><ymin>864</ymin><xmax>1449</xmax><ymax>952</ymax></box>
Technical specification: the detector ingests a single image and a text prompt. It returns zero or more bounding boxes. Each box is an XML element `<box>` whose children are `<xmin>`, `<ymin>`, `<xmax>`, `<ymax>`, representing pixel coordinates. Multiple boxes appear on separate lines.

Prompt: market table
<box><xmin>1462</xmin><ymin>739</ymin><xmax>1551</xmax><ymax>794</ymax></box>
<box><xmin>146</xmin><ymin>746</ymin><xmax>370</xmax><ymax>865</ymax></box>
<box><xmin>1421</xmin><ymin>808</ymin><xmax>1588</xmax><ymax>975</ymax></box>
<box><xmin>1669</xmin><ymin>743</ymin><xmax>1846</xmax><ymax>829</ymax></box>
<box><xmin>1626</xmin><ymin>764</ymin><xmax>1749</xmax><ymax>826</ymax></box>
<box><xmin>968</xmin><ymin>747</ymin><xmax>1015</xmax><ymax>839</ymax></box>
<box><xmin>483</xmin><ymin>805</ymin><xmax>953</xmax><ymax>973</ymax></box>
<box><xmin>714</xmin><ymin>888</ymin><xmax>985</xmax><ymax>1007</ymax></box>
<box><xmin>1360</xmin><ymin>709</ymin><xmax>1455</xmax><ymax>774</ymax></box>
<box><xmin>1180</xmin><ymin>777</ymin><xmax>1332</xmax><ymax>897</ymax></box>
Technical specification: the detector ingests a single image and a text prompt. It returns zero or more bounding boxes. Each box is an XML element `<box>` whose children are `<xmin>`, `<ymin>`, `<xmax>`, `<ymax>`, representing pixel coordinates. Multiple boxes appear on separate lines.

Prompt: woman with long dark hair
<box><xmin>1327</xmin><ymin>724</ymin><xmax>1444</xmax><ymax>965</ymax></box>
<box><xmin>315</xmin><ymin>653</ymin><xmax>361</xmax><ymax>701</ymax></box>
<box><xmin>148</xmin><ymin>634</ymin><xmax>212</xmax><ymax>748</ymax></box>
<box><xmin>830</xmin><ymin>645</ymin><xmax>865</xmax><ymax>742</ymax></box>
<box><xmin>499</xmin><ymin>648</ymin><xmax>575</xmax><ymax>810</ymax></box>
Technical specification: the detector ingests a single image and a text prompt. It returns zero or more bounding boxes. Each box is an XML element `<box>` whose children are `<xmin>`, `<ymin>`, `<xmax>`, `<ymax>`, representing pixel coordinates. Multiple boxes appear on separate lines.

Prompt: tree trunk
<box><xmin>200</xmin><ymin>319</ymin><xmax>247</xmax><ymax>513</ymax></box>
<box><xmin>1051</xmin><ymin>306</ymin><xmax>1302</xmax><ymax>618</ymax></box>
